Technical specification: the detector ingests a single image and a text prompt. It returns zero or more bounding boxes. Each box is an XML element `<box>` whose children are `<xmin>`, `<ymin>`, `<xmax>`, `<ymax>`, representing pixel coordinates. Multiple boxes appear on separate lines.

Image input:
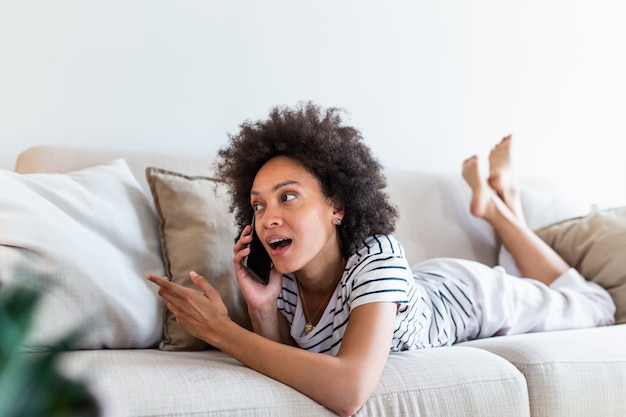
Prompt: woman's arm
<box><xmin>147</xmin><ymin>273</ymin><xmax>396</xmax><ymax>417</ymax></box>
<box><xmin>218</xmin><ymin>301</ymin><xmax>396</xmax><ymax>417</ymax></box>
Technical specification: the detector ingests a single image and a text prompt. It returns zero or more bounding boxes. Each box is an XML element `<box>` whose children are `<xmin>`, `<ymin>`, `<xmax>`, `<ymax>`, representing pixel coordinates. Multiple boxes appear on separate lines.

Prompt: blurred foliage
<box><xmin>0</xmin><ymin>288</ymin><xmax>100</xmax><ymax>417</ymax></box>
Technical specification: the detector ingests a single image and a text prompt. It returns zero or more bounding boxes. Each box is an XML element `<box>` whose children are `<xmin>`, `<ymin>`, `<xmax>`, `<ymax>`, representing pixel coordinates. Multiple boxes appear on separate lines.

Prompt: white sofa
<box><xmin>5</xmin><ymin>145</ymin><xmax>626</xmax><ymax>417</ymax></box>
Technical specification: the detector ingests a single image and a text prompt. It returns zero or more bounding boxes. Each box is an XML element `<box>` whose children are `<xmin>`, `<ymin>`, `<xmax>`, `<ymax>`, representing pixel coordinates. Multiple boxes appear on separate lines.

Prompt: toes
<box><xmin>463</xmin><ymin>155</ymin><xmax>478</xmax><ymax>165</ymax></box>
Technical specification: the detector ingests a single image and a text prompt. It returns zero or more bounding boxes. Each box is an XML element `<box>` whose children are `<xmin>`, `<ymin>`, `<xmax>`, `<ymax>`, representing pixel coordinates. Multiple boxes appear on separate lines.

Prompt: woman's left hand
<box><xmin>146</xmin><ymin>271</ymin><xmax>229</xmax><ymax>344</ymax></box>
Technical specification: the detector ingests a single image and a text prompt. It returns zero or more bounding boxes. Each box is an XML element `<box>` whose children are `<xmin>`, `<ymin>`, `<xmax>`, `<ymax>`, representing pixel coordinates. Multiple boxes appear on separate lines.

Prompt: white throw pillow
<box><xmin>0</xmin><ymin>159</ymin><xmax>165</xmax><ymax>349</ymax></box>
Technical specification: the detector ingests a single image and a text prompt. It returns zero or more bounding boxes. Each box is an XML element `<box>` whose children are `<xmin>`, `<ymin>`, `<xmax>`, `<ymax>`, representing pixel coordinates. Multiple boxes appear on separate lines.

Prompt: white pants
<box><xmin>412</xmin><ymin>256</ymin><xmax>615</xmax><ymax>343</ymax></box>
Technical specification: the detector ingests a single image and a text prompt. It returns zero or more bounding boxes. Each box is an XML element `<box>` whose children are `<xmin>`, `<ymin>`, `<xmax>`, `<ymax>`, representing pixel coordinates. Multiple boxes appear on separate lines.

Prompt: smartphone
<box><xmin>243</xmin><ymin>217</ymin><xmax>273</xmax><ymax>285</ymax></box>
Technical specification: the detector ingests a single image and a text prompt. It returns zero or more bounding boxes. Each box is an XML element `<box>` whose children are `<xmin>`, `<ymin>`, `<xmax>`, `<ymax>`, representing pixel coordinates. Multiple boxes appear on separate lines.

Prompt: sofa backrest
<box><xmin>15</xmin><ymin>145</ymin><xmax>215</xmax><ymax>194</ymax></box>
<box><xmin>15</xmin><ymin>145</ymin><xmax>593</xmax><ymax>268</ymax></box>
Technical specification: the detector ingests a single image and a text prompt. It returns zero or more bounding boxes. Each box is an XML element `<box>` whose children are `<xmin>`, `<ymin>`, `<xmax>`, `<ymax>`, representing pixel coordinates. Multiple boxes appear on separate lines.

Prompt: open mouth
<box><xmin>269</xmin><ymin>238</ymin><xmax>292</xmax><ymax>250</ymax></box>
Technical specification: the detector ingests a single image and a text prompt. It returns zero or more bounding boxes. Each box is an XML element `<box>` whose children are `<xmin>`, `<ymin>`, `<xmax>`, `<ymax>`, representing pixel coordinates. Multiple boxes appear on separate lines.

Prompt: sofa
<box><xmin>3</xmin><ymin>145</ymin><xmax>625</xmax><ymax>417</ymax></box>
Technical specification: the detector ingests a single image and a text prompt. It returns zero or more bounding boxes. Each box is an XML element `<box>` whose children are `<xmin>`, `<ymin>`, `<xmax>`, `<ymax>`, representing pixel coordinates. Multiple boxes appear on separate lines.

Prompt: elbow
<box><xmin>320</xmin><ymin>357</ymin><xmax>385</xmax><ymax>416</ymax></box>
<box><xmin>329</xmin><ymin>381</ymin><xmax>373</xmax><ymax>417</ymax></box>
<box><xmin>334</xmin><ymin>402</ymin><xmax>365</xmax><ymax>417</ymax></box>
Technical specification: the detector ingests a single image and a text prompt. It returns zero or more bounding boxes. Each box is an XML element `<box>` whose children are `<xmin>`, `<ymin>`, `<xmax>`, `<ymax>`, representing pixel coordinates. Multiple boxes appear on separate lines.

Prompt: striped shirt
<box><xmin>276</xmin><ymin>235</ymin><xmax>477</xmax><ymax>356</ymax></box>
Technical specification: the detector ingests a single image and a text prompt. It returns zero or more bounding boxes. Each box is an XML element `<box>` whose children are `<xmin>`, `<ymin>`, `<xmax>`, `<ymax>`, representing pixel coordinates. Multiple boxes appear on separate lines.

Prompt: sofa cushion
<box><xmin>0</xmin><ymin>160</ymin><xmax>165</xmax><ymax>349</ymax></box>
<box><xmin>363</xmin><ymin>346</ymin><xmax>530</xmax><ymax>416</ymax></box>
<box><xmin>58</xmin><ymin>346</ymin><xmax>530</xmax><ymax>417</ymax></box>
<box><xmin>462</xmin><ymin>324</ymin><xmax>626</xmax><ymax>417</ymax></box>
<box><xmin>535</xmin><ymin>207</ymin><xmax>626</xmax><ymax>324</ymax></box>
<box><xmin>145</xmin><ymin>167</ymin><xmax>251</xmax><ymax>351</ymax></box>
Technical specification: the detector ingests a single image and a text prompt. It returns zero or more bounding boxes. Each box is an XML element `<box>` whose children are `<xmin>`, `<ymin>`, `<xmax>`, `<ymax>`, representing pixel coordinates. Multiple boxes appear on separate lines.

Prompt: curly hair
<box><xmin>214</xmin><ymin>102</ymin><xmax>398</xmax><ymax>258</ymax></box>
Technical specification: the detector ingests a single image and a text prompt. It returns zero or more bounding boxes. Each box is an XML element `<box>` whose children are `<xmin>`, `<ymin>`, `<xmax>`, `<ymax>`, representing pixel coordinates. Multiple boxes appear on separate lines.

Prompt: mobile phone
<box><xmin>243</xmin><ymin>217</ymin><xmax>273</xmax><ymax>285</ymax></box>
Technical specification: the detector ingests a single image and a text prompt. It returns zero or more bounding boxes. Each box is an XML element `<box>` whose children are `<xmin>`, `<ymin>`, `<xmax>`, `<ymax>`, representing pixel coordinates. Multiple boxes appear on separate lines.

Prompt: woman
<box><xmin>147</xmin><ymin>103</ymin><xmax>614</xmax><ymax>417</ymax></box>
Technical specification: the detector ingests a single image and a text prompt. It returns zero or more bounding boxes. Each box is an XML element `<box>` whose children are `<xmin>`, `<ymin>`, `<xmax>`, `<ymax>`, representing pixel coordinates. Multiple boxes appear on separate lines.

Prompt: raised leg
<box><xmin>462</xmin><ymin>145</ymin><xmax>569</xmax><ymax>285</ymax></box>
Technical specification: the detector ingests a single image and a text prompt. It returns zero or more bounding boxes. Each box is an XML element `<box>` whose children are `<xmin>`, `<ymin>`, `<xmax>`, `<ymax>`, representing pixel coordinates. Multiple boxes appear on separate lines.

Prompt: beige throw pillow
<box><xmin>146</xmin><ymin>167</ymin><xmax>252</xmax><ymax>351</ymax></box>
<box><xmin>535</xmin><ymin>207</ymin><xmax>626</xmax><ymax>324</ymax></box>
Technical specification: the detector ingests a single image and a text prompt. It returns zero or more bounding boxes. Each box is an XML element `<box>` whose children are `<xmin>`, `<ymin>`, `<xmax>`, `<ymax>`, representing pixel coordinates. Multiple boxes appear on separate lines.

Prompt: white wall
<box><xmin>2</xmin><ymin>1</ymin><xmax>625</xmax><ymax>205</ymax></box>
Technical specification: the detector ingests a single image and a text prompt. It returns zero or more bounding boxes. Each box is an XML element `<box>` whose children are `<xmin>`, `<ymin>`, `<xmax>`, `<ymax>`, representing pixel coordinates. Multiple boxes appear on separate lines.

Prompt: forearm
<box><xmin>248</xmin><ymin>305</ymin><xmax>279</xmax><ymax>341</ymax></box>
<box><xmin>248</xmin><ymin>305</ymin><xmax>294</xmax><ymax>345</ymax></box>
<box><xmin>209</xmin><ymin>320</ymin><xmax>372</xmax><ymax>417</ymax></box>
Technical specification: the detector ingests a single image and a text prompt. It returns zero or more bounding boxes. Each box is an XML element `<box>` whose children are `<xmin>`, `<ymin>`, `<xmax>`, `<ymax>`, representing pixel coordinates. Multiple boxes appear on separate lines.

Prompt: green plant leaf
<box><xmin>0</xmin><ymin>287</ymin><xmax>100</xmax><ymax>417</ymax></box>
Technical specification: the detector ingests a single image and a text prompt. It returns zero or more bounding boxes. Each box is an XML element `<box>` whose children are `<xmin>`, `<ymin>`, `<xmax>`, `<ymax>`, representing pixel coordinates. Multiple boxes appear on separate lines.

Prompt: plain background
<box><xmin>2</xmin><ymin>1</ymin><xmax>625</xmax><ymax>205</ymax></box>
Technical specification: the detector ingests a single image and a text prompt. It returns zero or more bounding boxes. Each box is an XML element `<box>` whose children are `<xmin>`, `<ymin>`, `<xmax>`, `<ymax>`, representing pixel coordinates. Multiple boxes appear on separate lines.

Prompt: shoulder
<box><xmin>345</xmin><ymin>235</ymin><xmax>409</xmax><ymax>277</ymax></box>
<box><xmin>342</xmin><ymin>235</ymin><xmax>412</xmax><ymax>308</ymax></box>
<box><xmin>348</xmin><ymin>235</ymin><xmax>406</xmax><ymax>266</ymax></box>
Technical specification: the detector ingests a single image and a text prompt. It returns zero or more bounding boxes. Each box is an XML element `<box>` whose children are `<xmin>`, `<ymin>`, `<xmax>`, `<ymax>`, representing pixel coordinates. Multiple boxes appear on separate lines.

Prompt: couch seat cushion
<box><xmin>58</xmin><ymin>346</ymin><xmax>529</xmax><ymax>417</ymax></box>
<box><xmin>462</xmin><ymin>324</ymin><xmax>626</xmax><ymax>417</ymax></box>
<box><xmin>363</xmin><ymin>346</ymin><xmax>529</xmax><ymax>417</ymax></box>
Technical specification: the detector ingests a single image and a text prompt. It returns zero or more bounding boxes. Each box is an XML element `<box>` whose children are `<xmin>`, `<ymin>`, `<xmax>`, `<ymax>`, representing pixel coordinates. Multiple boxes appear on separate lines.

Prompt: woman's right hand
<box><xmin>233</xmin><ymin>225</ymin><xmax>283</xmax><ymax>313</ymax></box>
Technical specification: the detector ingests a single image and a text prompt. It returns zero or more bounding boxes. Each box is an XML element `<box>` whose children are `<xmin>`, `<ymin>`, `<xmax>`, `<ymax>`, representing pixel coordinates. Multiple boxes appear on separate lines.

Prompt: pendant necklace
<box><xmin>298</xmin><ymin>283</ymin><xmax>335</xmax><ymax>335</ymax></box>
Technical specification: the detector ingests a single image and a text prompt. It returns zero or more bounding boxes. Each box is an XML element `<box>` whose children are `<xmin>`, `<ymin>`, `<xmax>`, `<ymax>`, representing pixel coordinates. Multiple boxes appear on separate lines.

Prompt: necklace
<box><xmin>297</xmin><ymin>283</ymin><xmax>335</xmax><ymax>335</ymax></box>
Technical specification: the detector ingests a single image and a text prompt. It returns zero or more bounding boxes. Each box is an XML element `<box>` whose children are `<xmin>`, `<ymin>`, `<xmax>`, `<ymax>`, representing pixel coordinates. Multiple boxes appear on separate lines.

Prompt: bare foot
<box><xmin>487</xmin><ymin>135</ymin><xmax>524</xmax><ymax>221</ymax></box>
<box><xmin>462</xmin><ymin>155</ymin><xmax>497</xmax><ymax>218</ymax></box>
<box><xmin>488</xmin><ymin>135</ymin><xmax>513</xmax><ymax>196</ymax></box>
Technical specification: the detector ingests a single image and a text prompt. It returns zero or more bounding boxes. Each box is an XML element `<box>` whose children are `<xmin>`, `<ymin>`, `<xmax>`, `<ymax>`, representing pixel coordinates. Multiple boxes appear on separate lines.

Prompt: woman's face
<box><xmin>250</xmin><ymin>156</ymin><xmax>344</xmax><ymax>277</ymax></box>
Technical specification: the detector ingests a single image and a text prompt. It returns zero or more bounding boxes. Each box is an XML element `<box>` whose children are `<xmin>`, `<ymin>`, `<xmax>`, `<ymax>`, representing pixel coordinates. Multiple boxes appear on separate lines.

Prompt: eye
<box><xmin>252</xmin><ymin>202</ymin><xmax>264</xmax><ymax>212</ymax></box>
<box><xmin>281</xmin><ymin>193</ymin><xmax>296</xmax><ymax>202</ymax></box>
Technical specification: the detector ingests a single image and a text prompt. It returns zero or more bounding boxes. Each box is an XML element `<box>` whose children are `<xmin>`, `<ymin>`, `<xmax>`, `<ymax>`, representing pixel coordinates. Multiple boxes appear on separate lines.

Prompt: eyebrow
<box><xmin>250</xmin><ymin>180</ymin><xmax>301</xmax><ymax>196</ymax></box>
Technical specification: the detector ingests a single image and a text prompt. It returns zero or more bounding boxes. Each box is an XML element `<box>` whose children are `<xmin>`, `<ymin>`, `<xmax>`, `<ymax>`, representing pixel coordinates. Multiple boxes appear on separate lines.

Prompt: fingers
<box><xmin>145</xmin><ymin>274</ymin><xmax>172</xmax><ymax>288</ymax></box>
<box><xmin>145</xmin><ymin>274</ymin><xmax>183</xmax><ymax>302</ymax></box>
<box><xmin>145</xmin><ymin>274</ymin><xmax>182</xmax><ymax>316</ymax></box>
<box><xmin>233</xmin><ymin>226</ymin><xmax>253</xmax><ymax>281</ymax></box>
<box><xmin>233</xmin><ymin>225</ymin><xmax>253</xmax><ymax>256</ymax></box>
<box><xmin>189</xmin><ymin>271</ymin><xmax>219</xmax><ymax>299</ymax></box>
<box><xmin>146</xmin><ymin>272</ymin><xmax>218</xmax><ymax>299</ymax></box>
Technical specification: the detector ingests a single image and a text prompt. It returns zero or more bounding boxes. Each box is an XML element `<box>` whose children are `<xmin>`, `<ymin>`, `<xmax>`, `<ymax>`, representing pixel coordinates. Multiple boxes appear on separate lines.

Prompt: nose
<box><xmin>259</xmin><ymin>203</ymin><xmax>283</xmax><ymax>229</ymax></box>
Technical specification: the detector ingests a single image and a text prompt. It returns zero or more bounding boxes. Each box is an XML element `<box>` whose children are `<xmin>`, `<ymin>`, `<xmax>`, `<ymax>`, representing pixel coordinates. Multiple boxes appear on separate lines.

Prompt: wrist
<box><xmin>207</xmin><ymin>317</ymin><xmax>241</xmax><ymax>350</ymax></box>
<box><xmin>248</xmin><ymin>304</ymin><xmax>278</xmax><ymax>324</ymax></box>
<box><xmin>248</xmin><ymin>305</ymin><xmax>284</xmax><ymax>340</ymax></box>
